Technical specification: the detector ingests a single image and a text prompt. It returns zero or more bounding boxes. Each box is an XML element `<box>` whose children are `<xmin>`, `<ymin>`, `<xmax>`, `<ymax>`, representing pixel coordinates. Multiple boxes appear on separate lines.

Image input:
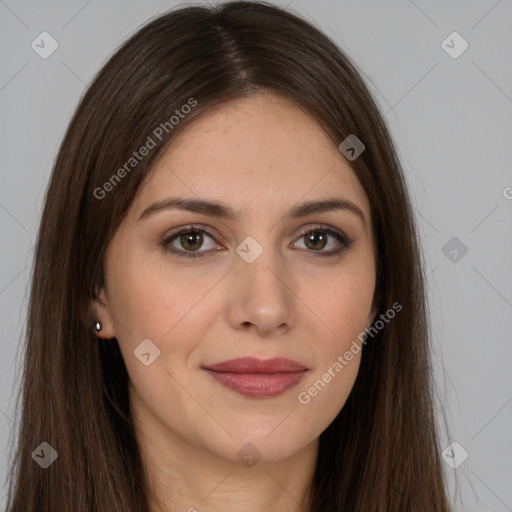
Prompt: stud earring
<box><xmin>92</xmin><ymin>320</ymin><xmax>102</xmax><ymax>333</ymax></box>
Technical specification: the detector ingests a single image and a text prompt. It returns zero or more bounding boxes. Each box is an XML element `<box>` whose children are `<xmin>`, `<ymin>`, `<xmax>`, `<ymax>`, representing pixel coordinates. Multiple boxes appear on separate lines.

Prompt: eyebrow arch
<box><xmin>137</xmin><ymin>196</ymin><xmax>366</xmax><ymax>225</ymax></box>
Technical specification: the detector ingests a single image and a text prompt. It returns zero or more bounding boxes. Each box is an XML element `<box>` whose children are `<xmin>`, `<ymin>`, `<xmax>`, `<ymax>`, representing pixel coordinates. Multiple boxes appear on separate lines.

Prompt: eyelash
<box><xmin>161</xmin><ymin>224</ymin><xmax>353</xmax><ymax>259</ymax></box>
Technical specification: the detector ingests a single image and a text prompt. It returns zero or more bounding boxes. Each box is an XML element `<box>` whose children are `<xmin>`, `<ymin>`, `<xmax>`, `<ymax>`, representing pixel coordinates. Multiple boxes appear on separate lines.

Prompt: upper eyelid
<box><xmin>163</xmin><ymin>224</ymin><xmax>223</xmax><ymax>244</ymax></box>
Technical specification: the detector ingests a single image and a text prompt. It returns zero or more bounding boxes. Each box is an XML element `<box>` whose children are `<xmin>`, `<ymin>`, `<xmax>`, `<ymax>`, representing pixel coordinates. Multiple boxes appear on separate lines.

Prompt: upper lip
<box><xmin>202</xmin><ymin>357</ymin><xmax>308</xmax><ymax>373</ymax></box>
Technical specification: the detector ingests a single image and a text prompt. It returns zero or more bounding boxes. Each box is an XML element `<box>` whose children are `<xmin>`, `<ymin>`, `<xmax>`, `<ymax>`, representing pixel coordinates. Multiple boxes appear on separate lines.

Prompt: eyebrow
<box><xmin>137</xmin><ymin>196</ymin><xmax>366</xmax><ymax>225</ymax></box>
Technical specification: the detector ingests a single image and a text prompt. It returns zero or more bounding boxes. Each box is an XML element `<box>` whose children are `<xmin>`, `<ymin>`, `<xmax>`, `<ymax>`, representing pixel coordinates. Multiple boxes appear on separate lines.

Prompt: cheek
<box><xmin>295</xmin><ymin>259</ymin><xmax>374</xmax><ymax>431</ymax></box>
<box><xmin>306</xmin><ymin>266</ymin><xmax>375</xmax><ymax>350</ymax></box>
<box><xmin>295</xmin><ymin>275</ymin><xmax>371</xmax><ymax>433</ymax></box>
<box><xmin>335</xmin><ymin>277</ymin><xmax>374</xmax><ymax>336</ymax></box>
<box><xmin>107</xmin><ymin>249</ymin><xmax>205</xmax><ymax>337</ymax></box>
<box><xmin>107</xmin><ymin>252</ymin><xmax>220</xmax><ymax>377</ymax></box>
<box><xmin>108</xmin><ymin>265</ymin><xmax>171</xmax><ymax>339</ymax></box>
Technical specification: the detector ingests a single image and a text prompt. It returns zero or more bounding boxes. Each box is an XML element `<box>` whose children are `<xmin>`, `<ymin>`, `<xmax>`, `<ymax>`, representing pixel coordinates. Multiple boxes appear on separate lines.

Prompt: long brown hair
<box><xmin>5</xmin><ymin>1</ymin><xmax>451</xmax><ymax>510</ymax></box>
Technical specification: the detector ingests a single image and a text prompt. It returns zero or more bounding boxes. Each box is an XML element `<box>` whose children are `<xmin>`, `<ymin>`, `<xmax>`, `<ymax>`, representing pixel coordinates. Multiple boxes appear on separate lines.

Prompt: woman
<box><xmin>5</xmin><ymin>1</ymin><xmax>452</xmax><ymax>510</ymax></box>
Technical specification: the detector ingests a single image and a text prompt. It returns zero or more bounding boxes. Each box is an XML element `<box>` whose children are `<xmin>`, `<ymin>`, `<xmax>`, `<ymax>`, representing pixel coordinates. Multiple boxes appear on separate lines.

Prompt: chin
<box><xmin>205</xmin><ymin>425</ymin><xmax>314</xmax><ymax>466</ymax></box>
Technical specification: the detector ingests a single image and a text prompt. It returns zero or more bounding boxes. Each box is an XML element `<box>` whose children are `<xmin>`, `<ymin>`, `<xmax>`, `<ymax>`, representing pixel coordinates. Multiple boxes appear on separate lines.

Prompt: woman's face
<box><xmin>94</xmin><ymin>91</ymin><xmax>377</xmax><ymax>465</ymax></box>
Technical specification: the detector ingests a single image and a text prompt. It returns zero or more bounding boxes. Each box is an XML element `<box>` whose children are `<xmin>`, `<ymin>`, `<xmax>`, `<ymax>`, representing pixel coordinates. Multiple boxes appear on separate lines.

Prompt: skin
<box><xmin>93</xmin><ymin>91</ymin><xmax>377</xmax><ymax>512</ymax></box>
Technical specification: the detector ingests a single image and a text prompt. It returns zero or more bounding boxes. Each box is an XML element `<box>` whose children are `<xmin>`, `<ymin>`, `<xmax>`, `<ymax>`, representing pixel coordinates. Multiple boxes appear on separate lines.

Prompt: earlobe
<box><xmin>90</xmin><ymin>287</ymin><xmax>116</xmax><ymax>339</ymax></box>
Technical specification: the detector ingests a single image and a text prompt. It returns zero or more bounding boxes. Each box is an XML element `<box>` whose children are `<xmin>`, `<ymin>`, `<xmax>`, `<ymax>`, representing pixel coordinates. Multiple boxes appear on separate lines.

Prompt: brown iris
<box><xmin>304</xmin><ymin>230</ymin><xmax>327</xmax><ymax>251</ymax></box>
<box><xmin>179</xmin><ymin>230</ymin><xmax>204</xmax><ymax>251</ymax></box>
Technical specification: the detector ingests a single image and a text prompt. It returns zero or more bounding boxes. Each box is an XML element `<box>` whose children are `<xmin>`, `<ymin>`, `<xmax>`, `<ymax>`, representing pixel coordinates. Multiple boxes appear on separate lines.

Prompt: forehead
<box><xmin>131</xmin><ymin>91</ymin><xmax>370</xmax><ymax>221</ymax></box>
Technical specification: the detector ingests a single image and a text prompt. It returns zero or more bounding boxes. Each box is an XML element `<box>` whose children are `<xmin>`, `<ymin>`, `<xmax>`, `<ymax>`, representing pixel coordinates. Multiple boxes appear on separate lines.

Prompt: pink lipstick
<box><xmin>202</xmin><ymin>357</ymin><xmax>308</xmax><ymax>398</ymax></box>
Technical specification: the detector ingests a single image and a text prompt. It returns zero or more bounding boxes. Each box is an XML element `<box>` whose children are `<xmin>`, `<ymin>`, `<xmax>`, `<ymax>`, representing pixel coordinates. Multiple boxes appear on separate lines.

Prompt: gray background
<box><xmin>1</xmin><ymin>0</ymin><xmax>511</xmax><ymax>510</ymax></box>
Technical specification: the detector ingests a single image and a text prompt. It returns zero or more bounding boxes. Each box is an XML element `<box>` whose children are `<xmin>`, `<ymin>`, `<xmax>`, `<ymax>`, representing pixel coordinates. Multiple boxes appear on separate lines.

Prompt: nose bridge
<box><xmin>235</xmin><ymin>236</ymin><xmax>286</xmax><ymax>296</ymax></box>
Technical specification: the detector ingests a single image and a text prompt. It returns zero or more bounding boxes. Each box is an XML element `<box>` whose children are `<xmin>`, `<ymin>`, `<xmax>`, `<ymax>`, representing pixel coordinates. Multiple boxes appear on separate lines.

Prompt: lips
<box><xmin>202</xmin><ymin>357</ymin><xmax>308</xmax><ymax>398</ymax></box>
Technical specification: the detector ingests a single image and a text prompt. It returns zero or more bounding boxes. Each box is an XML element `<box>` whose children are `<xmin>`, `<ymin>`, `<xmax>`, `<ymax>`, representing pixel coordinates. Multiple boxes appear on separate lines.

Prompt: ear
<box><xmin>90</xmin><ymin>286</ymin><xmax>116</xmax><ymax>339</ymax></box>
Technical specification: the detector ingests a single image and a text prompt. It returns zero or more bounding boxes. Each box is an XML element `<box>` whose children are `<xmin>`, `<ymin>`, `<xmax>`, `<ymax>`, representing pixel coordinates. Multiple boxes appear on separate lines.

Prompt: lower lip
<box><xmin>203</xmin><ymin>369</ymin><xmax>307</xmax><ymax>398</ymax></box>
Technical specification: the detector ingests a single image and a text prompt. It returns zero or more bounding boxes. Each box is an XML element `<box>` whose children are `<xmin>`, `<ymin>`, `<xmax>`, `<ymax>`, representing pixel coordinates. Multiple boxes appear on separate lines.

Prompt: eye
<box><xmin>162</xmin><ymin>224</ymin><xmax>353</xmax><ymax>259</ymax></box>
<box><xmin>292</xmin><ymin>225</ymin><xmax>353</xmax><ymax>257</ymax></box>
<box><xmin>162</xmin><ymin>225</ymin><xmax>220</xmax><ymax>258</ymax></box>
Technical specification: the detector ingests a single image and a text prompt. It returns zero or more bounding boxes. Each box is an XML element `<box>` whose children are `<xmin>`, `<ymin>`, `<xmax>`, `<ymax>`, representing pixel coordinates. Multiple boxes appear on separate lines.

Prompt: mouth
<box><xmin>201</xmin><ymin>357</ymin><xmax>308</xmax><ymax>398</ymax></box>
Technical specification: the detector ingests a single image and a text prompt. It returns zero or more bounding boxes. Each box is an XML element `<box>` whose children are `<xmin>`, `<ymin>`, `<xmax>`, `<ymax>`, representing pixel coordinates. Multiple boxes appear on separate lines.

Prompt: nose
<box><xmin>225</xmin><ymin>246</ymin><xmax>297</xmax><ymax>337</ymax></box>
